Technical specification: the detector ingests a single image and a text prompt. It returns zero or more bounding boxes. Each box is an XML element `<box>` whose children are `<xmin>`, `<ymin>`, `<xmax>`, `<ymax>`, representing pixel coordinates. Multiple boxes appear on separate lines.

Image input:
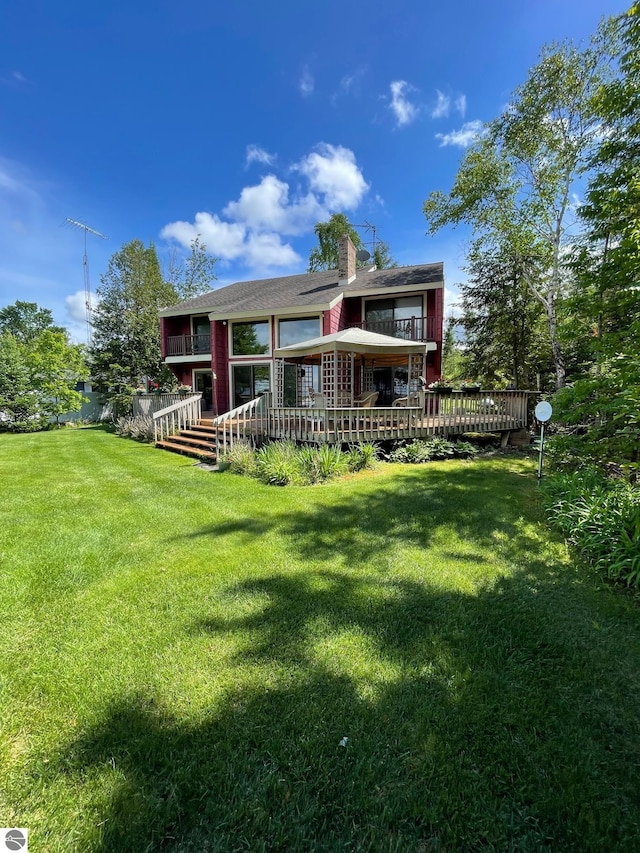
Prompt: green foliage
<box><xmin>225</xmin><ymin>440</ymin><xmax>258</xmax><ymax>476</ymax></box>
<box><xmin>347</xmin><ymin>442</ymin><xmax>379</xmax><ymax>472</ymax></box>
<box><xmin>389</xmin><ymin>438</ymin><xmax>464</xmax><ymax>463</ymax></box>
<box><xmin>90</xmin><ymin>240</ymin><xmax>177</xmax><ymax>396</ymax></box>
<box><xmin>115</xmin><ymin>414</ymin><xmax>154</xmax><ymax>442</ymax></box>
<box><xmin>0</xmin><ymin>300</ymin><xmax>65</xmax><ymax>345</ymax></box>
<box><xmin>307</xmin><ymin>213</ymin><xmax>363</xmax><ymax>272</ymax></box>
<box><xmin>255</xmin><ymin>440</ymin><xmax>300</xmax><ymax>486</ymax></box>
<box><xmin>553</xmin><ymin>6</ymin><xmax>640</xmax><ymax>477</ymax></box>
<box><xmin>424</xmin><ymin>32</ymin><xmax>614</xmax><ymax>390</ymax></box>
<box><xmin>0</xmin><ymin>303</ymin><xmax>87</xmax><ymax>431</ymax></box>
<box><xmin>222</xmin><ymin>440</ymin><xmax>378</xmax><ymax>485</ymax></box>
<box><xmin>165</xmin><ymin>235</ymin><xmax>217</xmax><ymax>301</ymax></box>
<box><xmin>458</xmin><ymin>245</ymin><xmax>553</xmax><ymax>389</ymax></box>
<box><xmin>541</xmin><ymin>466</ymin><xmax>640</xmax><ymax>586</ymax></box>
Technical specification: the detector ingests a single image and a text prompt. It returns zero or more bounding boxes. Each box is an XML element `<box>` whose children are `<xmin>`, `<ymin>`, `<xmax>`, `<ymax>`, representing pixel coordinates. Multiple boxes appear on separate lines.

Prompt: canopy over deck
<box><xmin>275</xmin><ymin>327</ymin><xmax>436</xmax><ymax>365</ymax></box>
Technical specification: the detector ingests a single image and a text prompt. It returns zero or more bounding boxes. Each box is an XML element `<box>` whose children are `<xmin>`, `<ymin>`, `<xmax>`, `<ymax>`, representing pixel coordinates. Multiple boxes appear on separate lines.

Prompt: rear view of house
<box><xmin>160</xmin><ymin>235</ymin><xmax>444</xmax><ymax>415</ymax></box>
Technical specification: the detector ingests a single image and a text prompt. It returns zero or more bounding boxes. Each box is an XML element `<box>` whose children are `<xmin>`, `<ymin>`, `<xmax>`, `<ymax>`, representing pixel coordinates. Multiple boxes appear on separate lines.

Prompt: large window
<box><xmin>278</xmin><ymin>317</ymin><xmax>320</xmax><ymax>348</ymax></box>
<box><xmin>232</xmin><ymin>321</ymin><xmax>270</xmax><ymax>355</ymax></box>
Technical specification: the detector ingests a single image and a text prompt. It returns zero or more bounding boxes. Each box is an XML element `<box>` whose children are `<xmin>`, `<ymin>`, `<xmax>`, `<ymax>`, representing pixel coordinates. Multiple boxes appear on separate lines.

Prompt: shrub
<box><xmin>224</xmin><ymin>440</ymin><xmax>257</xmax><ymax>476</ymax></box>
<box><xmin>347</xmin><ymin>442</ymin><xmax>379</xmax><ymax>472</ymax></box>
<box><xmin>316</xmin><ymin>444</ymin><xmax>348</xmax><ymax>481</ymax></box>
<box><xmin>255</xmin><ymin>441</ymin><xmax>300</xmax><ymax>486</ymax></box>
<box><xmin>453</xmin><ymin>440</ymin><xmax>480</xmax><ymax>459</ymax></box>
<box><xmin>389</xmin><ymin>438</ymin><xmax>456</xmax><ymax>463</ymax></box>
<box><xmin>115</xmin><ymin>414</ymin><xmax>154</xmax><ymax>442</ymax></box>
<box><xmin>541</xmin><ymin>467</ymin><xmax>640</xmax><ymax>587</ymax></box>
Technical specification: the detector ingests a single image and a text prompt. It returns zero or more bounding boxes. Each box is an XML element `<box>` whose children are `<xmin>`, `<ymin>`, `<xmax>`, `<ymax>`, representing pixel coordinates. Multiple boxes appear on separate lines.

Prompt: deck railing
<box><xmin>166</xmin><ymin>333</ymin><xmax>211</xmax><ymax>356</ymax></box>
<box><xmin>212</xmin><ymin>393</ymin><xmax>270</xmax><ymax>457</ymax></box>
<box><xmin>348</xmin><ymin>316</ymin><xmax>438</xmax><ymax>342</ymax></box>
<box><xmin>153</xmin><ymin>393</ymin><xmax>203</xmax><ymax>442</ymax></box>
<box><xmin>266</xmin><ymin>390</ymin><xmax>530</xmax><ymax>443</ymax></box>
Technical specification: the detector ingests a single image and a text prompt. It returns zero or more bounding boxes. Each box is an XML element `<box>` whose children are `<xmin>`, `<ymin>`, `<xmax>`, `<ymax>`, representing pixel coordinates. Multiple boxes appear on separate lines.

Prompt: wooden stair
<box><xmin>156</xmin><ymin>419</ymin><xmax>219</xmax><ymax>461</ymax></box>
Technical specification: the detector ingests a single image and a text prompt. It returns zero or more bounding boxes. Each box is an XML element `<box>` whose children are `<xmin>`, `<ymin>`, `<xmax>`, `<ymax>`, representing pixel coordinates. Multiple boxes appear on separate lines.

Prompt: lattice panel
<box><xmin>321</xmin><ymin>352</ymin><xmax>335</xmax><ymax>407</ymax></box>
<box><xmin>274</xmin><ymin>358</ymin><xmax>284</xmax><ymax>407</ymax></box>
<box><xmin>362</xmin><ymin>366</ymin><xmax>374</xmax><ymax>392</ymax></box>
<box><xmin>335</xmin><ymin>352</ymin><xmax>353</xmax><ymax>406</ymax></box>
<box><xmin>408</xmin><ymin>354</ymin><xmax>425</xmax><ymax>392</ymax></box>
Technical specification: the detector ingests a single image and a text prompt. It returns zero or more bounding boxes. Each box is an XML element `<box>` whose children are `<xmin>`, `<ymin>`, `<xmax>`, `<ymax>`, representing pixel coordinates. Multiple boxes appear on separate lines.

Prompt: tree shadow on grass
<box><xmin>51</xmin><ymin>562</ymin><xmax>640</xmax><ymax>852</ymax></box>
<box><xmin>173</xmin><ymin>463</ymin><xmax>545</xmax><ymax>573</ymax></box>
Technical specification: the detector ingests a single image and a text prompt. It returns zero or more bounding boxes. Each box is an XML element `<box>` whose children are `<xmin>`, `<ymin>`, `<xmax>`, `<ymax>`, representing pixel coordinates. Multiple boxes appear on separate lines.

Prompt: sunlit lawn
<box><xmin>1</xmin><ymin>426</ymin><xmax>640</xmax><ymax>851</ymax></box>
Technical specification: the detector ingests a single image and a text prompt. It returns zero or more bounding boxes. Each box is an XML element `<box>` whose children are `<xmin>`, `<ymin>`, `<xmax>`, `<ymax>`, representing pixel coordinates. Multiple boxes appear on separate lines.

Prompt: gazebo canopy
<box><xmin>275</xmin><ymin>327</ymin><xmax>436</xmax><ymax>363</ymax></box>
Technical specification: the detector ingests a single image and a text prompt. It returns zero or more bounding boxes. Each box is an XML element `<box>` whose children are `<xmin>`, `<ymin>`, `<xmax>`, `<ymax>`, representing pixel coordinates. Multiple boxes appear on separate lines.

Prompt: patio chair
<box><xmin>392</xmin><ymin>392</ymin><xmax>422</xmax><ymax>408</ymax></box>
<box><xmin>353</xmin><ymin>391</ymin><xmax>378</xmax><ymax>408</ymax></box>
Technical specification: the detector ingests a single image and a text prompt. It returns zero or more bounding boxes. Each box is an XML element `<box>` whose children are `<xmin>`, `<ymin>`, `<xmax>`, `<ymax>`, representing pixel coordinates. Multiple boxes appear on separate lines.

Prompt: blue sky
<box><xmin>0</xmin><ymin>0</ymin><xmax>625</xmax><ymax>341</ymax></box>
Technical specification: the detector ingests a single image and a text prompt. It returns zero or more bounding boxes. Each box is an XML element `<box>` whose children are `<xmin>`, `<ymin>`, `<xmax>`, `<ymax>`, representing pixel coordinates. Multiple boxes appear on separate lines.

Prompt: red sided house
<box><xmin>160</xmin><ymin>235</ymin><xmax>444</xmax><ymax>416</ymax></box>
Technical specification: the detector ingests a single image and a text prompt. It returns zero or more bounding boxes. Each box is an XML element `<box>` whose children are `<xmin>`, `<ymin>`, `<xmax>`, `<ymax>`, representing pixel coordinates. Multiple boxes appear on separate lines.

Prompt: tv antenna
<box><xmin>65</xmin><ymin>217</ymin><xmax>107</xmax><ymax>344</ymax></box>
<box><xmin>354</xmin><ymin>220</ymin><xmax>378</xmax><ymax>264</ymax></box>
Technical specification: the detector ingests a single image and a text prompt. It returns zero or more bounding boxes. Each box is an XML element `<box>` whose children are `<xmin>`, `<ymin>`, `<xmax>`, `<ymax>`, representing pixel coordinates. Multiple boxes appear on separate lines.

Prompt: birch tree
<box><xmin>424</xmin><ymin>31</ymin><xmax>613</xmax><ymax>389</ymax></box>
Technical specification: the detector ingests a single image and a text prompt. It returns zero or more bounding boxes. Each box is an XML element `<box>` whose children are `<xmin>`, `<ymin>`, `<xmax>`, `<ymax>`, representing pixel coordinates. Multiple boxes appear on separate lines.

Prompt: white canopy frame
<box><xmin>274</xmin><ymin>328</ymin><xmax>435</xmax><ymax>408</ymax></box>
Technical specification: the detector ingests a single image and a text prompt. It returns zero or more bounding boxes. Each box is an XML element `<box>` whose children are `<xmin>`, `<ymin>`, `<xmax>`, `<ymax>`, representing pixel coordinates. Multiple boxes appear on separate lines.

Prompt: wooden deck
<box><xmin>209</xmin><ymin>391</ymin><xmax>531</xmax><ymax>453</ymax></box>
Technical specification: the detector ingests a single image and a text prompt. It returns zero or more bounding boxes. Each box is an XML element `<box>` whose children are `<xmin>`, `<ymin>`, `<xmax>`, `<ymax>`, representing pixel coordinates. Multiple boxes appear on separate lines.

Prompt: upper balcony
<box><xmin>348</xmin><ymin>315</ymin><xmax>439</xmax><ymax>342</ymax></box>
<box><xmin>166</xmin><ymin>333</ymin><xmax>211</xmax><ymax>357</ymax></box>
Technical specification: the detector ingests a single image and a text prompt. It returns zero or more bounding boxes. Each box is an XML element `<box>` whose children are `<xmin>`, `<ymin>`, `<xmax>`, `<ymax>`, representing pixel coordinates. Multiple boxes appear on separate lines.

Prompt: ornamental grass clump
<box><xmin>115</xmin><ymin>414</ymin><xmax>154</xmax><ymax>442</ymax></box>
<box><xmin>255</xmin><ymin>440</ymin><xmax>300</xmax><ymax>486</ymax></box>
<box><xmin>541</xmin><ymin>466</ymin><xmax>640</xmax><ymax>587</ymax></box>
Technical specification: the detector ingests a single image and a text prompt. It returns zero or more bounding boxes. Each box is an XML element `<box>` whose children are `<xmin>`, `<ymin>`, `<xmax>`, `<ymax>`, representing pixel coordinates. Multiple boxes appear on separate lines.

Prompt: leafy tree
<box><xmin>308</xmin><ymin>214</ymin><xmax>364</xmax><ymax>271</ymax></box>
<box><xmin>90</xmin><ymin>240</ymin><xmax>177</xmax><ymax>395</ymax></box>
<box><xmin>29</xmin><ymin>330</ymin><xmax>88</xmax><ymax>424</ymax></box>
<box><xmin>373</xmin><ymin>240</ymin><xmax>397</xmax><ymax>270</ymax></box>
<box><xmin>0</xmin><ymin>312</ymin><xmax>87</xmax><ymax>431</ymax></box>
<box><xmin>165</xmin><ymin>235</ymin><xmax>217</xmax><ymax>301</ymax></box>
<box><xmin>552</xmin><ymin>5</ymin><xmax>640</xmax><ymax>477</ymax></box>
<box><xmin>424</xmin><ymin>31</ymin><xmax>613</xmax><ymax>389</ymax></box>
<box><xmin>0</xmin><ymin>300</ymin><xmax>64</xmax><ymax>345</ymax></box>
<box><xmin>0</xmin><ymin>332</ymin><xmax>42</xmax><ymax>430</ymax></box>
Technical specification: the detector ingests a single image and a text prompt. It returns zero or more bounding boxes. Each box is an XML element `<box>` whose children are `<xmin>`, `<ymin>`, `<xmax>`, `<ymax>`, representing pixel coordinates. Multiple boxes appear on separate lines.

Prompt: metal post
<box><xmin>537</xmin><ymin>423</ymin><xmax>545</xmax><ymax>481</ymax></box>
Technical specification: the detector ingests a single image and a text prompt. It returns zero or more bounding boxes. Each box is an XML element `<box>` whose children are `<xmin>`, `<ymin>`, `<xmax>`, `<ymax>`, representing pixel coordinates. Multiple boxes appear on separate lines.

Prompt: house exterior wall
<box><xmin>161</xmin><ymin>282</ymin><xmax>445</xmax><ymax>414</ymax></box>
<box><xmin>324</xmin><ymin>299</ymin><xmax>345</xmax><ymax>335</ymax></box>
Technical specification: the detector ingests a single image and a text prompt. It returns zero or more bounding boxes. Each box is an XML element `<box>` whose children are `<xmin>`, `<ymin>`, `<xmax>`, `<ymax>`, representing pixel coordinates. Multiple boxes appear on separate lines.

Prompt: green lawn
<box><xmin>1</xmin><ymin>427</ymin><xmax>640</xmax><ymax>852</ymax></box>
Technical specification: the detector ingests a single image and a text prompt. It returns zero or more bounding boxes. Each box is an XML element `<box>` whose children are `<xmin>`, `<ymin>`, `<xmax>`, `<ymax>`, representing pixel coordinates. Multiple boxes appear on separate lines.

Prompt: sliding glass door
<box><xmin>232</xmin><ymin>364</ymin><xmax>271</xmax><ymax>407</ymax></box>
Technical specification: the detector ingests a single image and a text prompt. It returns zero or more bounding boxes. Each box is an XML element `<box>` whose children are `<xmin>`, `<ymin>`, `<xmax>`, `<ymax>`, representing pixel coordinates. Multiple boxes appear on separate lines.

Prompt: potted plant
<box><xmin>178</xmin><ymin>383</ymin><xmax>192</xmax><ymax>396</ymax></box>
<box><xmin>459</xmin><ymin>379</ymin><xmax>481</xmax><ymax>393</ymax></box>
<box><xmin>428</xmin><ymin>379</ymin><xmax>453</xmax><ymax>395</ymax></box>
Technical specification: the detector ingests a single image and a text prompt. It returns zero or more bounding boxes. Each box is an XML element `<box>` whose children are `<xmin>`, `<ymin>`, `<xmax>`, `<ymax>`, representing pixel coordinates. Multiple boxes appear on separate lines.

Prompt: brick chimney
<box><xmin>338</xmin><ymin>234</ymin><xmax>357</xmax><ymax>285</ymax></box>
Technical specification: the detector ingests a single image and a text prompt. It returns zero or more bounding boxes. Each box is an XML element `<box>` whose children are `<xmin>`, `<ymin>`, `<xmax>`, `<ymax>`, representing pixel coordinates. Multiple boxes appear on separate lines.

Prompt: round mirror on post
<box><xmin>535</xmin><ymin>401</ymin><xmax>552</xmax><ymax>422</ymax></box>
<box><xmin>534</xmin><ymin>401</ymin><xmax>553</xmax><ymax>480</ymax></box>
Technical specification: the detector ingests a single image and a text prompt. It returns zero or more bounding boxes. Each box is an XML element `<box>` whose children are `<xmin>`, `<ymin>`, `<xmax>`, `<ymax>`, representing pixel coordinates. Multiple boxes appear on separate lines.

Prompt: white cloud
<box><xmin>224</xmin><ymin>174</ymin><xmax>322</xmax><ymax>235</ymax></box>
<box><xmin>161</xmin><ymin>213</ymin><xmax>247</xmax><ymax>261</ymax></box>
<box><xmin>389</xmin><ymin>80</ymin><xmax>419</xmax><ymax>128</ymax></box>
<box><xmin>65</xmin><ymin>290</ymin><xmax>91</xmax><ymax>324</ymax></box>
<box><xmin>245</xmin><ymin>145</ymin><xmax>275</xmax><ymax>167</ymax></box>
<box><xmin>436</xmin><ymin>120</ymin><xmax>486</xmax><ymax>148</ymax></box>
<box><xmin>455</xmin><ymin>94</ymin><xmax>467</xmax><ymax>118</ymax></box>
<box><xmin>161</xmin><ymin>212</ymin><xmax>300</xmax><ymax>269</ymax></box>
<box><xmin>431</xmin><ymin>90</ymin><xmax>450</xmax><ymax>119</ymax></box>
<box><xmin>299</xmin><ymin>65</ymin><xmax>314</xmax><ymax>97</ymax></box>
<box><xmin>162</xmin><ymin>143</ymin><xmax>369</xmax><ymax>271</ymax></box>
<box><xmin>296</xmin><ymin>143</ymin><xmax>369</xmax><ymax>210</ymax></box>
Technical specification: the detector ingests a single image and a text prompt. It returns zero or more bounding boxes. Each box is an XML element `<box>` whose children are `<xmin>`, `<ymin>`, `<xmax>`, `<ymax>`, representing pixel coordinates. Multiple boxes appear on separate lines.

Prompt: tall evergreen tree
<box><xmin>90</xmin><ymin>240</ymin><xmax>177</xmax><ymax>393</ymax></box>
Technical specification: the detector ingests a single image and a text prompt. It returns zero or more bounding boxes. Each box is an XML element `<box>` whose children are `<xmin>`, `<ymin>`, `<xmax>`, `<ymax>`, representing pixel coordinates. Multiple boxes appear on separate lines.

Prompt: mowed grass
<box><xmin>1</xmin><ymin>427</ymin><xmax>640</xmax><ymax>852</ymax></box>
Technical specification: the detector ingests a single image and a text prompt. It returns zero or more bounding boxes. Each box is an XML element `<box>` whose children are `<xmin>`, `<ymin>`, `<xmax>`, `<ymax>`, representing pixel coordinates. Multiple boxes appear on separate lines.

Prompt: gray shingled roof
<box><xmin>159</xmin><ymin>262</ymin><xmax>444</xmax><ymax>317</ymax></box>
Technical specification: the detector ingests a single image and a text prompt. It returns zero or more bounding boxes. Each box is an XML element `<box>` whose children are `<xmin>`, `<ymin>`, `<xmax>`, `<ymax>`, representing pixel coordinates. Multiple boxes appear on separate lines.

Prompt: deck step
<box><xmin>156</xmin><ymin>439</ymin><xmax>216</xmax><ymax>460</ymax></box>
